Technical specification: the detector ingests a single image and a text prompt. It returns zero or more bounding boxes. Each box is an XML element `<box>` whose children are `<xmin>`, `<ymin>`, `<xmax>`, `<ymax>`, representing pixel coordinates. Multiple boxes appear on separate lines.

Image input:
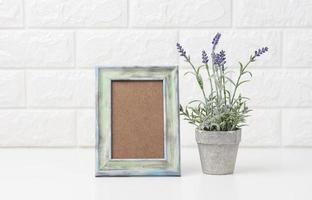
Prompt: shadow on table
<box><xmin>181</xmin><ymin>162</ymin><xmax>202</xmax><ymax>176</ymax></box>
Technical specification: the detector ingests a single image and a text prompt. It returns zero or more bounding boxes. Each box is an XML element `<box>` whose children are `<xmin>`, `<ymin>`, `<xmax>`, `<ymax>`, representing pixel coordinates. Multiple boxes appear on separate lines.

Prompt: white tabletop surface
<box><xmin>0</xmin><ymin>147</ymin><xmax>311</xmax><ymax>200</ymax></box>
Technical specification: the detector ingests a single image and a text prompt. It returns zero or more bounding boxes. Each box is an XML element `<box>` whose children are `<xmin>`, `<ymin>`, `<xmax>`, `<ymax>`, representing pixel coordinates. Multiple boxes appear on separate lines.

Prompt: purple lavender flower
<box><xmin>176</xmin><ymin>43</ymin><xmax>187</xmax><ymax>59</ymax></box>
<box><xmin>251</xmin><ymin>46</ymin><xmax>269</xmax><ymax>61</ymax></box>
<box><xmin>213</xmin><ymin>50</ymin><xmax>226</xmax><ymax>70</ymax></box>
<box><xmin>202</xmin><ymin>50</ymin><xmax>209</xmax><ymax>64</ymax></box>
<box><xmin>212</xmin><ymin>33</ymin><xmax>221</xmax><ymax>50</ymax></box>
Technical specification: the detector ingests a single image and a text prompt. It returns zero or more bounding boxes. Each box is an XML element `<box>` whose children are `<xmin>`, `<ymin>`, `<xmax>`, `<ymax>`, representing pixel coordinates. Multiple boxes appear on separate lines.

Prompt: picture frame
<box><xmin>95</xmin><ymin>66</ymin><xmax>180</xmax><ymax>176</ymax></box>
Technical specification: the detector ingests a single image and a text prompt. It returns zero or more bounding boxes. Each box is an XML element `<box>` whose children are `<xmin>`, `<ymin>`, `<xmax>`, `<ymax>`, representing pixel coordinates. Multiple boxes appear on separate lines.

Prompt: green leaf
<box><xmin>237</xmin><ymin>80</ymin><xmax>250</xmax><ymax>87</ymax></box>
<box><xmin>225</xmin><ymin>90</ymin><xmax>231</xmax><ymax>100</ymax></box>
<box><xmin>187</xmin><ymin>99</ymin><xmax>205</xmax><ymax>105</ymax></box>
<box><xmin>225</xmin><ymin>76</ymin><xmax>236</xmax><ymax>86</ymax></box>
<box><xmin>179</xmin><ymin>104</ymin><xmax>183</xmax><ymax>112</ymax></box>
<box><xmin>184</xmin><ymin>71</ymin><xmax>196</xmax><ymax>76</ymax></box>
<box><xmin>185</xmin><ymin>107</ymin><xmax>189</xmax><ymax>115</ymax></box>
<box><xmin>196</xmin><ymin>65</ymin><xmax>205</xmax><ymax>74</ymax></box>
<box><xmin>239</xmin><ymin>62</ymin><xmax>244</xmax><ymax>72</ymax></box>
<box><xmin>242</xmin><ymin>70</ymin><xmax>252</xmax><ymax>77</ymax></box>
<box><xmin>196</xmin><ymin>74</ymin><xmax>204</xmax><ymax>89</ymax></box>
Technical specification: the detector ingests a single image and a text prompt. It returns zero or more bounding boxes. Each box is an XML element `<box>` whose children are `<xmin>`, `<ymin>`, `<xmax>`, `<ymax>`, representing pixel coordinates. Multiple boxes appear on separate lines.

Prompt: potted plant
<box><xmin>177</xmin><ymin>33</ymin><xmax>268</xmax><ymax>175</ymax></box>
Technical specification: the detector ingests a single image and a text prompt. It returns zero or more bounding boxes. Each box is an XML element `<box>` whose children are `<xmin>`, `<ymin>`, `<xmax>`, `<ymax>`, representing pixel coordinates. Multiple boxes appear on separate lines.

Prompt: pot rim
<box><xmin>195</xmin><ymin>128</ymin><xmax>241</xmax><ymax>134</ymax></box>
<box><xmin>195</xmin><ymin>128</ymin><xmax>242</xmax><ymax>144</ymax></box>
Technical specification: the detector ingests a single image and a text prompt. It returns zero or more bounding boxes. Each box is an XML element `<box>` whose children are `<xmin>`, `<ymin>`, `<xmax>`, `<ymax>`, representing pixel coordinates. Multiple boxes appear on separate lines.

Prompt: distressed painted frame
<box><xmin>96</xmin><ymin>66</ymin><xmax>180</xmax><ymax>176</ymax></box>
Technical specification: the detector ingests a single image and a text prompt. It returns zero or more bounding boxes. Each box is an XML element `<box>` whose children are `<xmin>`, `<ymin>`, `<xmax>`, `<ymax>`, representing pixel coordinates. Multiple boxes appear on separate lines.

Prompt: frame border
<box><xmin>95</xmin><ymin>66</ymin><xmax>180</xmax><ymax>177</ymax></box>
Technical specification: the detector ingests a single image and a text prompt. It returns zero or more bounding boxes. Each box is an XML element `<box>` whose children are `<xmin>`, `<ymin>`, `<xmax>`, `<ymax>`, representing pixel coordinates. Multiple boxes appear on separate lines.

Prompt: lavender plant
<box><xmin>178</xmin><ymin>33</ymin><xmax>268</xmax><ymax>131</ymax></box>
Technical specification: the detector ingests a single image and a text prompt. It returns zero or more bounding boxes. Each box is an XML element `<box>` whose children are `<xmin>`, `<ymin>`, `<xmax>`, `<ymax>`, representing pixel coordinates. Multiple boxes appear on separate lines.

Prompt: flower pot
<box><xmin>195</xmin><ymin>129</ymin><xmax>241</xmax><ymax>175</ymax></box>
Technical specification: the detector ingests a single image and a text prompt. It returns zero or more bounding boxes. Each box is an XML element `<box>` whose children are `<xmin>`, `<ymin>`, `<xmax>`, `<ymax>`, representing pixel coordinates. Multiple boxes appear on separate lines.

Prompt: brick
<box><xmin>77</xmin><ymin>109</ymin><xmax>95</xmax><ymax>147</ymax></box>
<box><xmin>241</xmin><ymin>109</ymin><xmax>281</xmax><ymax>147</ymax></box>
<box><xmin>26</xmin><ymin>0</ymin><xmax>127</xmax><ymax>27</ymax></box>
<box><xmin>179</xmin><ymin>30</ymin><xmax>280</xmax><ymax>68</ymax></box>
<box><xmin>0</xmin><ymin>70</ymin><xmax>25</xmax><ymax>107</ymax></box>
<box><xmin>130</xmin><ymin>0</ymin><xmax>231</xmax><ymax>27</ymax></box>
<box><xmin>0</xmin><ymin>110</ymin><xmax>76</xmax><ymax>146</ymax></box>
<box><xmin>27</xmin><ymin>70</ymin><xmax>94</xmax><ymax>107</ymax></box>
<box><xmin>76</xmin><ymin>30</ymin><xmax>178</xmax><ymax>67</ymax></box>
<box><xmin>283</xmin><ymin>30</ymin><xmax>312</xmax><ymax>67</ymax></box>
<box><xmin>0</xmin><ymin>0</ymin><xmax>23</xmax><ymax>27</ymax></box>
<box><xmin>234</xmin><ymin>0</ymin><xmax>312</xmax><ymax>27</ymax></box>
<box><xmin>0</xmin><ymin>31</ymin><xmax>74</xmax><ymax>67</ymax></box>
<box><xmin>282</xmin><ymin>109</ymin><xmax>312</xmax><ymax>146</ymax></box>
<box><xmin>239</xmin><ymin>69</ymin><xmax>283</xmax><ymax>108</ymax></box>
<box><xmin>241</xmin><ymin>69</ymin><xmax>312</xmax><ymax>107</ymax></box>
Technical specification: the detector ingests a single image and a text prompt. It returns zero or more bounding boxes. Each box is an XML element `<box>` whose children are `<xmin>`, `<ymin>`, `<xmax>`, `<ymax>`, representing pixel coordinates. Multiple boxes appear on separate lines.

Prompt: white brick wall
<box><xmin>26</xmin><ymin>0</ymin><xmax>127</xmax><ymax>27</ymax></box>
<box><xmin>0</xmin><ymin>0</ymin><xmax>23</xmax><ymax>27</ymax></box>
<box><xmin>27</xmin><ymin>70</ymin><xmax>94</xmax><ymax>107</ymax></box>
<box><xmin>0</xmin><ymin>0</ymin><xmax>311</xmax><ymax>147</ymax></box>
<box><xmin>130</xmin><ymin>0</ymin><xmax>231</xmax><ymax>27</ymax></box>
<box><xmin>76</xmin><ymin>30</ymin><xmax>177</xmax><ymax>67</ymax></box>
<box><xmin>0</xmin><ymin>31</ymin><xmax>74</xmax><ymax>67</ymax></box>
<box><xmin>0</xmin><ymin>110</ymin><xmax>76</xmax><ymax>146</ymax></box>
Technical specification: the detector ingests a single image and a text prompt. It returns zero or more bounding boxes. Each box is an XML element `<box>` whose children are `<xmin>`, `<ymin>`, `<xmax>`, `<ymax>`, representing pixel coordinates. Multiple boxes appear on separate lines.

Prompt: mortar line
<box><xmin>26</xmin><ymin>107</ymin><xmax>95</xmax><ymax>110</ymax></box>
<box><xmin>13</xmin><ymin>26</ymin><xmax>233</xmax><ymax>30</ymax></box>
<box><xmin>74</xmin><ymin>110</ymin><xmax>78</xmax><ymax>148</ymax></box>
<box><xmin>23</xmin><ymin>70</ymin><xmax>28</xmax><ymax>108</ymax></box>
<box><xmin>280</xmin><ymin>30</ymin><xmax>284</xmax><ymax>68</ymax></box>
<box><xmin>179</xmin><ymin>65</ymin><xmax>312</xmax><ymax>70</ymax></box>
<box><xmin>2</xmin><ymin>66</ymin><xmax>312</xmax><ymax>70</ymax></box>
<box><xmin>127</xmin><ymin>0</ymin><xmax>130</xmax><ymax>28</ymax></box>
<box><xmin>0</xmin><ymin>67</ymin><xmax>93</xmax><ymax>70</ymax></box>
<box><xmin>0</xmin><ymin>106</ymin><xmax>310</xmax><ymax>110</ymax></box>
<box><xmin>3</xmin><ymin>146</ymin><xmax>312</xmax><ymax>149</ymax></box>
<box><xmin>0</xmin><ymin>107</ymin><xmax>94</xmax><ymax>111</ymax></box>
<box><xmin>1</xmin><ymin>26</ymin><xmax>312</xmax><ymax>31</ymax></box>
<box><xmin>22</xmin><ymin>0</ymin><xmax>26</xmax><ymax>29</ymax></box>
<box><xmin>177</xmin><ymin>29</ymin><xmax>180</xmax><ymax>66</ymax></box>
<box><xmin>231</xmin><ymin>0</ymin><xmax>234</xmax><ymax>28</ymax></box>
<box><xmin>9</xmin><ymin>26</ymin><xmax>312</xmax><ymax>30</ymax></box>
<box><xmin>280</xmin><ymin>109</ymin><xmax>283</xmax><ymax>147</ymax></box>
<box><xmin>73</xmin><ymin>31</ymin><xmax>77</xmax><ymax>69</ymax></box>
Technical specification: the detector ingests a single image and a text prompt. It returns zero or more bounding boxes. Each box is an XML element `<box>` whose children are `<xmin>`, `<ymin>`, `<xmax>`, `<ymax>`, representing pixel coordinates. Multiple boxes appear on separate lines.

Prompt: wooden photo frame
<box><xmin>96</xmin><ymin>66</ymin><xmax>180</xmax><ymax>176</ymax></box>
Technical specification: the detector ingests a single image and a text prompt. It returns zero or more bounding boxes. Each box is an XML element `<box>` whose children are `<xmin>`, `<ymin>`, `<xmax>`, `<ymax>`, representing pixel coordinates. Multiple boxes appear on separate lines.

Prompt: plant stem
<box><xmin>186</xmin><ymin>58</ymin><xmax>208</xmax><ymax>104</ymax></box>
<box><xmin>215</xmin><ymin>64</ymin><xmax>222</xmax><ymax>101</ymax></box>
<box><xmin>204</xmin><ymin>63</ymin><xmax>214</xmax><ymax>97</ymax></box>
<box><xmin>211</xmin><ymin>64</ymin><xmax>219</xmax><ymax>101</ymax></box>
<box><xmin>231</xmin><ymin>59</ymin><xmax>252</xmax><ymax>104</ymax></box>
<box><xmin>221</xmin><ymin>68</ymin><xmax>227</xmax><ymax>105</ymax></box>
<box><xmin>211</xmin><ymin>52</ymin><xmax>224</xmax><ymax>104</ymax></box>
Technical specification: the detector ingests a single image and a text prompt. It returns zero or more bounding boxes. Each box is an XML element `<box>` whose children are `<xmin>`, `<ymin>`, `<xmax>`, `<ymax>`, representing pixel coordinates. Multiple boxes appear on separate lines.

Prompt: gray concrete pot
<box><xmin>195</xmin><ymin>129</ymin><xmax>241</xmax><ymax>175</ymax></box>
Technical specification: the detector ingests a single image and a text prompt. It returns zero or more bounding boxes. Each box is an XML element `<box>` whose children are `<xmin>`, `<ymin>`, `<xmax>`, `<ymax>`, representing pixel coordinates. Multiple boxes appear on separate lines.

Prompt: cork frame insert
<box><xmin>96</xmin><ymin>66</ymin><xmax>180</xmax><ymax>176</ymax></box>
<box><xmin>111</xmin><ymin>80</ymin><xmax>165</xmax><ymax>159</ymax></box>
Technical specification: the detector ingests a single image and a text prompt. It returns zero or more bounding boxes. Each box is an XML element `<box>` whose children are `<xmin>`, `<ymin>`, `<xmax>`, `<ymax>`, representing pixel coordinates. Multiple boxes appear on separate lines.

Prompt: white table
<box><xmin>0</xmin><ymin>148</ymin><xmax>311</xmax><ymax>200</ymax></box>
